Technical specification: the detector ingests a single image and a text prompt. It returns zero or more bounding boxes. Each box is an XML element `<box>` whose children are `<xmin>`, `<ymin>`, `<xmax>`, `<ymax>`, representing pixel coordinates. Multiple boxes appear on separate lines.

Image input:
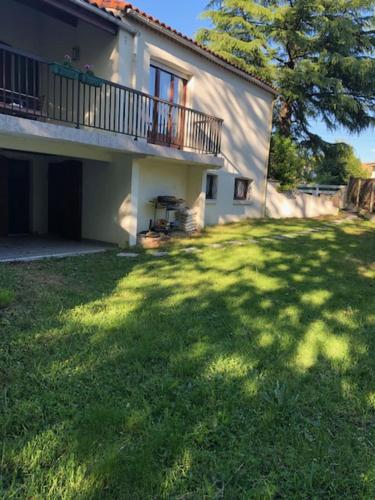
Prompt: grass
<box><xmin>0</xmin><ymin>288</ymin><xmax>14</xmax><ymax>309</ymax></box>
<box><xmin>0</xmin><ymin>217</ymin><xmax>374</xmax><ymax>499</ymax></box>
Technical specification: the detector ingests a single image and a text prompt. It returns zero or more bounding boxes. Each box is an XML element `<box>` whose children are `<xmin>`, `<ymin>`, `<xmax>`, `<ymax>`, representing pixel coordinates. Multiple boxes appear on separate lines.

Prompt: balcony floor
<box><xmin>0</xmin><ymin>235</ymin><xmax>114</xmax><ymax>263</ymax></box>
<box><xmin>0</xmin><ymin>113</ymin><xmax>224</xmax><ymax>169</ymax></box>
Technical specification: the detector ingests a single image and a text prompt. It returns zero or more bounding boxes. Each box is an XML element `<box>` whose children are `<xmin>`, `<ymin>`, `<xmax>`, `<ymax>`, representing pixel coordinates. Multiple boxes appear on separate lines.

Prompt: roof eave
<box><xmin>125</xmin><ymin>9</ymin><xmax>278</xmax><ymax>97</ymax></box>
<box><xmin>74</xmin><ymin>0</ymin><xmax>138</xmax><ymax>34</ymax></box>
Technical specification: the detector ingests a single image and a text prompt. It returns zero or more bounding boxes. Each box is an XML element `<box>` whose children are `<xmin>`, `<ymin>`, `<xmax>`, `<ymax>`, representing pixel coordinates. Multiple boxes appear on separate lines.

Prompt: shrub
<box><xmin>268</xmin><ymin>133</ymin><xmax>305</xmax><ymax>188</ymax></box>
<box><xmin>316</xmin><ymin>142</ymin><xmax>369</xmax><ymax>185</ymax></box>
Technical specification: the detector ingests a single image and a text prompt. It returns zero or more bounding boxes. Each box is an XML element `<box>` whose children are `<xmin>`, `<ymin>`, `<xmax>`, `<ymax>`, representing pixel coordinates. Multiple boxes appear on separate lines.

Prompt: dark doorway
<box><xmin>8</xmin><ymin>160</ymin><xmax>30</xmax><ymax>235</ymax></box>
<box><xmin>0</xmin><ymin>156</ymin><xmax>8</xmax><ymax>236</ymax></box>
<box><xmin>48</xmin><ymin>161</ymin><xmax>82</xmax><ymax>240</ymax></box>
<box><xmin>0</xmin><ymin>157</ymin><xmax>30</xmax><ymax>236</ymax></box>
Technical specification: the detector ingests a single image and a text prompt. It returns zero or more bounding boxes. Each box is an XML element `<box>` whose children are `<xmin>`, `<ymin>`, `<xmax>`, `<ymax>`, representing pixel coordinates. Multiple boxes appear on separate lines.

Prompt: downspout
<box><xmin>131</xmin><ymin>29</ymin><xmax>140</xmax><ymax>89</ymax></box>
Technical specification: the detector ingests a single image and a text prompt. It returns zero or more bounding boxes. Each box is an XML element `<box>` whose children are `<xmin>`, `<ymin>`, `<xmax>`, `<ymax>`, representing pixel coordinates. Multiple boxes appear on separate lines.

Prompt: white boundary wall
<box><xmin>266</xmin><ymin>181</ymin><xmax>345</xmax><ymax>218</ymax></box>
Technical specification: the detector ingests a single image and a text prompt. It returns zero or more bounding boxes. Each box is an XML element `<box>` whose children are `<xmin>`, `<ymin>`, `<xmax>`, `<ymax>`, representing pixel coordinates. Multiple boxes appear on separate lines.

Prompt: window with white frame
<box><xmin>206</xmin><ymin>174</ymin><xmax>218</xmax><ymax>200</ymax></box>
<box><xmin>234</xmin><ymin>178</ymin><xmax>252</xmax><ymax>201</ymax></box>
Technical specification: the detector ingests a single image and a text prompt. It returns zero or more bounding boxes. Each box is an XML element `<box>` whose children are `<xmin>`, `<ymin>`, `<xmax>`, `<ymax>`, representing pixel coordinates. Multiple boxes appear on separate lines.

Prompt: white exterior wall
<box><xmin>82</xmin><ymin>156</ymin><xmax>133</xmax><ymax>245</ymax></box>
<box><xmin>29</xmin><ymin>155</ymin><xmax>135</xmax><ymax>245</ymax></box>
<box><xmin>0</xmin><ymin>0</ymin><xmax>121</xmax><ymax>83</ymax></box>
<box><xmin>130</xmin><ymin>22</ymin><xmax>274</xmax><ymax>225</ymax></box>
<box><xmin>266</xmin><ymin>182</ymin><xmax>340</xmax><ymax>218</ymax></box>
<box><xmin>135</xmin><ymin>159</ymin><xmax>206</xmax><ymax>235</ymax></box>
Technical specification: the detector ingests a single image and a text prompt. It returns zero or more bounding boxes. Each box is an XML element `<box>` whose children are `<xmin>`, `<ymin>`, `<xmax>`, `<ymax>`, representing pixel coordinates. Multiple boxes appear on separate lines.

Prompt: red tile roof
<box><xmin>87</xmin><ymin>0</ymin><xmax>277</xmax><ymax>94</ymax></box>
<box><xmin>81</xmin><ymin>0</ymin><xmax>122</xmax><ymax>20</ymax></box>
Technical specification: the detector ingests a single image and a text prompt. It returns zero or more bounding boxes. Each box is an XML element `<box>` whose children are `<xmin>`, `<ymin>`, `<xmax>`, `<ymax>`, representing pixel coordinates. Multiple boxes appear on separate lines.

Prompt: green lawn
<box><xmin>1</xmin><ymin>218</ymin><xmax>374</xmax><ymax>498</ymax></box>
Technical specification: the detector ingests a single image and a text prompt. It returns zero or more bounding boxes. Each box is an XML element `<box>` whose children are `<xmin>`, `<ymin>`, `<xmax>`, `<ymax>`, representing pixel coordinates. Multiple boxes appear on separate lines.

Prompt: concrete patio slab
<box><xmin>0</xmin><ymin>236</ymin><xmax>114</xmax><ymax>263</ymax></box>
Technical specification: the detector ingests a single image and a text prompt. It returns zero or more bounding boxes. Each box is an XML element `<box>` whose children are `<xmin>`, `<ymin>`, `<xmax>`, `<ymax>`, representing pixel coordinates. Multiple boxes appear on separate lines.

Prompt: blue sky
<box><xmin>133</xmin><ymin>0</ymin><xmax>374</xmax><ymax>162</ymax></box>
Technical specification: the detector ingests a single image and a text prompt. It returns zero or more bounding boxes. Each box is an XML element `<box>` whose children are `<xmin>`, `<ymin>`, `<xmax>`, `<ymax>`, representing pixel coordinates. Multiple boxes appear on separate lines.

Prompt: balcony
<box><xmin>0</xmin><ymin>44</ymin><xmax>223</xmax><ymax>156</ymax></box>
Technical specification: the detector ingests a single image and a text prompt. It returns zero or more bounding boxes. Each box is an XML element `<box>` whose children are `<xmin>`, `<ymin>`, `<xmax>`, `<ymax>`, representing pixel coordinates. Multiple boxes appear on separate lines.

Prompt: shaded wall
<box><xmin>82</xmin><ymin>156</ymin><xmax>133</xmax><ymax>245</ymax></box>
<box><xmin>0</xmin><ymin>0</ymin><xmax>120</xmax><ymax>82</ymax></box>
<box><xmin>266</xmin><ymin>182</ymin><xmax>342</xmax><ymax>219</ymax></box>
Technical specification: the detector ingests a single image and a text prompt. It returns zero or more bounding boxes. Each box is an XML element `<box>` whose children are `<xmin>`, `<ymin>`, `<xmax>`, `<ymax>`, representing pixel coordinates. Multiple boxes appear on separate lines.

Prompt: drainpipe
<box><xmin>131</xmin><ymin>30</ymin><xmax>140</xmax><ymax>89</ymax></box>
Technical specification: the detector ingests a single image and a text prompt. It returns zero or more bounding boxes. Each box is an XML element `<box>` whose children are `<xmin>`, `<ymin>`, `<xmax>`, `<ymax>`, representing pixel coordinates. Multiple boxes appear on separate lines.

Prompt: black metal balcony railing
<box><xmin>0</xmin><ymin>44</ymin><xmax>223</xmax><ymax>155</ymax></box>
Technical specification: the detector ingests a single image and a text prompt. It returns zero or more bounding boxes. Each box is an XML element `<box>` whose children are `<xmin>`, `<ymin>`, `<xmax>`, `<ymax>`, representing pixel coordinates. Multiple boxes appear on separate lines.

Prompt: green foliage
<box><xmin>0</xmin><ymin>288</ymin><xmax>14</xmax><ymax>308</ymax></box>
<box><xmin>198</xmin><ymin>0</ymin><xmax>375</xmax><ymax>144</ymax></box>
<box><xmin>0</xmin><ymin>220</ymin><xmax>374</xmax><ymax>497</ymax></box>
<box><xmin>269</xmin><ymin>133</ymin><xmax>305</xmax><ymax>188</ymax></box>
<box><xmin>316</xmin><ymin>142</ymin><xmax>370</xmax><ymax>184</ymax></box>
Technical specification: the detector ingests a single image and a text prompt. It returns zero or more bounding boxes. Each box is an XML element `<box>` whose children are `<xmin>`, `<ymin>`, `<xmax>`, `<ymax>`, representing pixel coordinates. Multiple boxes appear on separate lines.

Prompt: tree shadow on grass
<box><xmin>1</xmin><ymin>222</ymin><xmax>375</xmax><ymax>498</ymax></box>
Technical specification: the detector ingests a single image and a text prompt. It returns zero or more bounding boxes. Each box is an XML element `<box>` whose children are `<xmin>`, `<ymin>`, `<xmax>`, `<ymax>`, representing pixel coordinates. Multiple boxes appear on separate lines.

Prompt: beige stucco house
<box><xmin>0</xmin><ymin>0</ymin><xmax>276</xmax><ymax>248</ymax></box>
<box><xmin>363</xmin><ymin>162</ymin><xmax>375</xmax><ymax>179</ymax></box>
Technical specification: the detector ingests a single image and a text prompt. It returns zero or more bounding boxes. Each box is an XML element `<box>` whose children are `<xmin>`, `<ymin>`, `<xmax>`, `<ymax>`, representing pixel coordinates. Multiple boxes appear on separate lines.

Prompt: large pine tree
<box><xmin>197</xmin><ymin>0</ymin><xmax>375</xmax><ymax>149</ymax></box>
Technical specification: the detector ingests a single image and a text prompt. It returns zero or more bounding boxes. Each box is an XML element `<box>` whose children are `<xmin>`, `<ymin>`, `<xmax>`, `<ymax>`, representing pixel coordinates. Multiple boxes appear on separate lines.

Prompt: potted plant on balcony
<box><xmin>49</xmin><ymin>55</ymin><xmax>81</xmax><ymax>80</ymax></box>
<box><xmin>79</xmin><ymin>64</ymin><xmax>103</xmax><ymax>88</ymax></box>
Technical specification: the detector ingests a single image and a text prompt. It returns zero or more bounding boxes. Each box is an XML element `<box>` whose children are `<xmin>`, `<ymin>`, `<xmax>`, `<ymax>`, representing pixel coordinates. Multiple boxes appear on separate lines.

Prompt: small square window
<box><xmin>234</xmin><ymin>178</ymin><xmax>252</xmax><ymax>201</ymax></box>
<box><xmin>206</xmin><ymin>174</ymin><xmax>218</xmax><ymax>200</ymax></box>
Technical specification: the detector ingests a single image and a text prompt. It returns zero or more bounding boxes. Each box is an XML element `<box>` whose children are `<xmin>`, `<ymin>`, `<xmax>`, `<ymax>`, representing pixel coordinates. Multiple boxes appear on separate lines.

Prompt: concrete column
<box><xmin>116</xmin><ymin>30</ymin><xmax>134</xmax><ymax>87</ymax></box>
<box><xmin>197</xmin><ymin>169</ymin><xmax>207</xmax><ymax>230</ymax></box>
<box><xmin>134</xmin><ymin>34</ymin><xmax>147</xmax><ymax>93</ymax></box>
<box><xmin>127</xmin><ymin>159</ymin><xmax>141</xmax><ymax>246</ymax></box>
<box><xmin>186</xmin><ymin>166</ymin><xmax>207</xmax><ymax>230</ymax></box>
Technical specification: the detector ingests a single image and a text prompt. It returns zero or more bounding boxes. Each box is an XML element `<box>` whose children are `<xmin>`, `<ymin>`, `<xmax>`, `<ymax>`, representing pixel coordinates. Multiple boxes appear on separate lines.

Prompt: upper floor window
<box><xmin>206</xmin><ymin>174</ymin><xmax>218</xmax><ymax>200</ymax></box>
<box><xmin>149</xmin><ymin>65</ymin><xmax>188</xmax><ymax>147</ymax></box>
<box><xmin>234</xmin><ymin>178</ymin><xmax>253</xmax><ymax>201</ymax></box>
<box><xmin>149</xmin><ymin>65</ymin><xmax>187</xmax><ymax>106</ymax></box>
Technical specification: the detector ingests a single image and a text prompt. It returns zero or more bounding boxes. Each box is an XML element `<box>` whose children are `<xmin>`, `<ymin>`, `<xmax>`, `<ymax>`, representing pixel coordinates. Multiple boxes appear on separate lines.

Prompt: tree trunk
<box><xmin>279</xmin><ymin>100</ymin><xmax>293</xmax><ymax>137</ymax></box>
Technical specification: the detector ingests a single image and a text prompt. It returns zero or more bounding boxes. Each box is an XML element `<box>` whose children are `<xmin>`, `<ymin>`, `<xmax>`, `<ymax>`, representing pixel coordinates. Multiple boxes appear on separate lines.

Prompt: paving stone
<box><xmin>117</xmin><ymin>252</ymin><xmax>139</xmax><ymax>258</ymax></box>
<box><xmin>274</xmin><ymin>235</ymin><xmax>289</xmax><ymax>240</ymax></box>
<box><xmin>209</xmin><ymin>243</ymin><xmax>224</xmax><ymax>248</ymax></box>
<box><xmin>247</xmin><ymin>238</ymin><xmax>258</xmax><ymax>243</ymax></box>
<box><xmin>181</xmin><ymin>247</ymin><xmax>201</xmax><ymax>253</ymax></box>
<box><xmin>151</xmin><ymin>251</ymin><xmax>169</xmax><ymax>257</ymax></box>
<box><xmin>228</xmin><ymin>240</ymin><xmax>245</xmax><ymax>246</ymax></box>
<box><xmin>283</xmin><ymin>234</ymin><xmax>298</xmax><ymax>238</ymax></box>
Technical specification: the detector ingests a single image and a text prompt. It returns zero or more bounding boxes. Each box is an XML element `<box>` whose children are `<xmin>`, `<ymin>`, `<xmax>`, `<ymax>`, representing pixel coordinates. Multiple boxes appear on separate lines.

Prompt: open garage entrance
<box><xmin>0</xmin><ymin>151</ymin><xmax>114</xmax><ymax>262</ymax></box>
<box><xmin>0</xmin><ymin>154</ymin><xmax>82</xmax><ymax>240</ymax></box>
